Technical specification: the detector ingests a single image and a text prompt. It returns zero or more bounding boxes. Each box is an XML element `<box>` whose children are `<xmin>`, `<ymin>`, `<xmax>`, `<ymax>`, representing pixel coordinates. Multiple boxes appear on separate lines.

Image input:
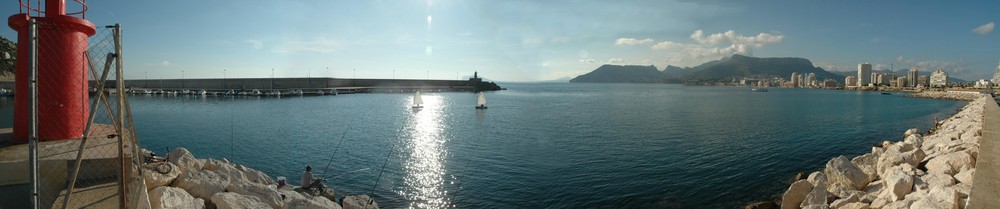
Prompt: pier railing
<box><xmin>10</xmin><ymin>19</ymin><xmax>147</xmax><ymax>209</ymax></box>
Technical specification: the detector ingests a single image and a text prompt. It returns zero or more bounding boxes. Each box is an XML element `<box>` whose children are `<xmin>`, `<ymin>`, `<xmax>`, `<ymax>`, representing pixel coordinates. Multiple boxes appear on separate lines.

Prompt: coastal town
<box><xmin>733</xmin><ymin>62</ymin><xmax>1000</xmax><ymax>91</ymax></box>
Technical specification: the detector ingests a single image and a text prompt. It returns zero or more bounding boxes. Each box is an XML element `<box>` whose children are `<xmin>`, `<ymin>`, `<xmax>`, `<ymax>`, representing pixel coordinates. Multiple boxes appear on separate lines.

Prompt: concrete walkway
<box><xmin>969</xmin><ymin>98</ymin><xmax>1000</xmax><ymax>208</ymax></box>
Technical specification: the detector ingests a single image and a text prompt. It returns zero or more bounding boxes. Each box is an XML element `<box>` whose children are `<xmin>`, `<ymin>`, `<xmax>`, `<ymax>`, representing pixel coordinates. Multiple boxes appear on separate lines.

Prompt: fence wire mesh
<box><xmin>23</xmin><ymin>19</ymin><xmax>146</xmax><ymax>209</ymax></box>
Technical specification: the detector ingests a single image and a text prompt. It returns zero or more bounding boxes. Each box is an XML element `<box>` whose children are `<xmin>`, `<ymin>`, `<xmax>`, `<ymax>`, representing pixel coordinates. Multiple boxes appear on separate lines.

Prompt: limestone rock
<box><xmin>954</xmin><ymin>168</ymin><xmax>975</xmax><ymax>184</ymax></box>
<box><xmin>286</xmin><ymin>196</ymin><xmax>342</xmax><ymax>209</ymax></box>
<box><xmin>880</xmin><ymin>199</ymin><xmax>914</xmax><ymax>209</ymax></box>
<box><xmin>926</xmin><ymin>152</ymin><xmax>975</xmax><ymax>175</ymax></box>
<box><xmin>879</xmin><ymin>169</ymin><xmax>912</xmax><ymax>201</ymax></box>
<box><xmin>824</xmin><ymin>156</ymin><xmax>869</xmax><ymax>190</ymax></box>
<box><xmin>226</xmin><ymin>182</ymin><xmax>283</xmax><ymax>209</ymax></box>
<box><xmin>144</xmin><ymin>162</ymin><xmax>181</xmax><ymax>189</ymax></box>
<box><xmin>829</xmin><ymin>193</ymin><xmax>859</xmax><ymax>208</ymax></box>
<box><xmin>167</xmin><ymin>147</ymin><xmax>203</xmax><ymax>174</ymax></box>
<box><xmin>171</xmin><ymin>169</ymin><xmax>230</xmax><ymax>203</ymax></box>
<box><xmin>239</xmin><ymin>165</ymin><xmax>276</xmax><ymax>185</ymax></box>
<box><xmin>920</xmin><ymin>173</ymin><xmax>955</xmax><ymax>190</ymax></box>
<box><xmin>875</xmin><ymin>143</ymin><xmax>925</xmax><ymax>178</ymax></box>
<box><xmin>149</xmin><ymin>186</ymin><xmax>205</xmax><ymax>209</ymax></box>
<box><xmin>903</xmin><ymin>134</ymin><xmax>922</xmax><ymax>148</ymax></box>
<box><xmin>903</xmin><ymin>128</ymin><xmax>920</xmax><ymax>139</ymax></box>
<box><xmin>801</xmin><ymin>205</ymin><xmax>829</xmax><ymax>209</ymax></box>
<box><xmin>910</xmin><ymin>186</ymin><xmax>959</xmax><ymax>209</ymax></box>
<box><xmin>343</xmin><ymin>195</ymin><xmax>379</xmax><ymax>209</ymax></box>
<box><xmin>826</xmin><ymin>182</ymin><xmax>857</xmax><ymax>199</ymax></box>
<box><xmin>850</xmin><ymin>153</ymin><xmax>879</xmax><ymax>183</ymax></box>
<box><xmin>869</xmin><ymin>197</ymin><xmax>890</xmax><ymax>209</ymax></box>
<box><xmin>807</xmin><ymin>172</ymin><xmax>827</xmax><ymax>187</ymax></box>
<box><xmin>210</xmin><ymin>192</ymin><xmax>271</xmax><ymax>209</ymax></box>
<box><xmin>205</xmin><ymin>161</ymin><xmax>248</xmax><ymax>184</ymax></box>
<box><xmin>954</xmin><ymin>183</ymin><xmax>972</xmax><ymax>198</ymax></box>
<box><xmin>800</xmin><ymin>184</ymin><xmax>829</xmax><ymax>208</ymax></box>
<box><xmin>781</xmin><ymin>180</ymin><xmax>813</xmax><ymax>209</ymax></box>
<box><xmin>839</xmin><ymin>202</ymin><xmax>869</xmax><ymax>209</ymax></box>
<box><xmin>744</xmin><ymin>200</ymin><xmax>778</xmax><ymax>209</ymax></box>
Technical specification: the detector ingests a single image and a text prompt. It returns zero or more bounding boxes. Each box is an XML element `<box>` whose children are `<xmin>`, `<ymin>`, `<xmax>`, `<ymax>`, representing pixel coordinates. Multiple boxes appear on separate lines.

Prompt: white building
<box><xmin>858</xmin><ymin>63</ymin><xmax>872</xmax><ymax>86</ymax></box>
<box><xmin>806</xmin><ymin>73</ymin><xmax>816</xmax><ymax>87</ymax></box>
<box><xmin>845</xmin><ymin>76</ymin><xmax>857</xmax><ymax>87</ymax></box>
<box><xmin>791</xmin><ymin>72</ymin><xmax>799</xmax><ymax>87</ymax></box>
<box><xmin>908</xmin><ymin>68</ymin><xmax>919</xmax><ymax>87</ymax></box>
<box><xmin>992</xmin><ymin>61</ymin><xmax>1000</xmax><ymax>84</ymax></box>
<box><xmin>975</xmin><ymin>79</ymin><xmax>993</xmax><ymax>88</ymax></box>
<box><xmin>930</xmin><ymin>70</ymin><xmax>948</xmax><ymax>88</ymax></box>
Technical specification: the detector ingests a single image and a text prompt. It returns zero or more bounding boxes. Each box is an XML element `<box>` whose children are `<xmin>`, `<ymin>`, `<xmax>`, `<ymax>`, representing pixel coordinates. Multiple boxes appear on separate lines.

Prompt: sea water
<box><xmin>0</xmin><ymin>83</ymin><xmax>963</xmax><ymax>208</ymax></box>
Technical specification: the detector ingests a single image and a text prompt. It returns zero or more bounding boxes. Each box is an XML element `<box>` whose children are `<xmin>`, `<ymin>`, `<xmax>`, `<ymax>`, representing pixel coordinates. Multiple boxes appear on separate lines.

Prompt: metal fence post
<box><xmin>27</xmin><ymin>17</ymin><xmax>40</xmax><ymax>209</ymax></box>
<box><xmin>112</xmin><ymin>23</ymin><xmax>128</xmax><ymax>209</ymax></box>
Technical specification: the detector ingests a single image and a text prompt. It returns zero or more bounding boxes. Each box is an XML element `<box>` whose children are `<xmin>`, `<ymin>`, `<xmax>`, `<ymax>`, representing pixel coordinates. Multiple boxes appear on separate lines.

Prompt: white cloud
<box><xmin>160</xmin><ymin>61</ymin><xmax>171</xmax><ymax>66</ymax></box>
<box><xmin>245</xmin><ymin>39</ymin><xmax>263</xmax><ymax>49</ymax></box>
<box><xmin>896</xmin><ymin>55</ymin><xmax>968</xmax><ymax>75</ymax></box>
<box><xmin>273</xmin><ymin>36</ymin><xmax>338</xmax><ymax>54</ymax></box>
<box><xmin>579</xmin><ymin>59</ymin><xmax>595</xmax><ymax>63</ymax></box>
<box><xmin>973</xmin><ymin>22</ymin><xmax>995</xmax><ymax>35</ymax></box>
<box><xmin>615</xmin><ymin>38</ymin><xmax>653</xmax><ymax>46</ymax></box>
<box><xmin>607</xmin><ymin>58</ymin><xmax>625</xmax><ymax>64</ymax></box>
<box><xmin>651</xmin><ymin>41</ymin><xmax>686</xmax><ymax>50</ymax></box>
<box><xmin>650</xmin><ymin>29</ymin><xmax>783</xmax><ymax>66</ymax></box>
<box><xmin>541</xmin><ymin>61</ymin><xmax>551</xmax><ymax>67</ymax></box>
<box><xmin>690</xmin><ymin>30</ymin><xmax>783</xmax><ymax>47</ymax></box>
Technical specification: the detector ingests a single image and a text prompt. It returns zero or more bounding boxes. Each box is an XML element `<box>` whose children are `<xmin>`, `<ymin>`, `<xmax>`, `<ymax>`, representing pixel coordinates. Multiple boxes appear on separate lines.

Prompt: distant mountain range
<box><xmin>570</xmin><ymin>54</ymin><xmax>844</xmax><ymax>84</ymax></box>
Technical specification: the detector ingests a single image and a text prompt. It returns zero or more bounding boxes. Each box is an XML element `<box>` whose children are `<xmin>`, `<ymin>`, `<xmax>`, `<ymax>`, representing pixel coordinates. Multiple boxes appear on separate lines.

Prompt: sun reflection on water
<box><xmin>402</xmin><ymin>94</ymin><xmax>450</xmax><ymax>208</ymax></box>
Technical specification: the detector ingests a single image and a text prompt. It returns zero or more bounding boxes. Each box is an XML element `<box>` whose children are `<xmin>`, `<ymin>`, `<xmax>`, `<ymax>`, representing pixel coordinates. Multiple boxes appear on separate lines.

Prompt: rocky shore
<box><xmin>911</xmin><ymin>91</ymin><xmax>989</xmax><ymax>101</ymax></box>
<box><xmin>142</xmin><ymin>148</ymin><xmax>379</xmax><ymax>209</ymax></box>
<box><xmin>768</xmin><ymin>94</ymin><xmax>992</xmax><ymax>209</ymax></box>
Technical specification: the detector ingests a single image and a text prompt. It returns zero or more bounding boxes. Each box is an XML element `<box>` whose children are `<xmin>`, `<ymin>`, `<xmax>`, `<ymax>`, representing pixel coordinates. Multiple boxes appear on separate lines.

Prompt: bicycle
<box><xmin>143</xmin><ymin>151</ymin><xmax>173</xmax><ymax>174</ymax></box>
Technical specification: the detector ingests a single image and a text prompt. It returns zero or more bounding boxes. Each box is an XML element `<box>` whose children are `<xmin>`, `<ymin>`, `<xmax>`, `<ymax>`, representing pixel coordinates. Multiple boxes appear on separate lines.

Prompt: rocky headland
<box><xmin>142</xmin><ymin>147</ymin><xmax>379</xmax><ymax>209</ymax></box>
<box><xmin>911</xmin><ymin>91</ymin><xmax>987</xmax><ymax>101</ymax></box>
<box><xmin>770</xmin><ymin>94</ymin><xmax>992</xmax><ymax>209</ymax></box>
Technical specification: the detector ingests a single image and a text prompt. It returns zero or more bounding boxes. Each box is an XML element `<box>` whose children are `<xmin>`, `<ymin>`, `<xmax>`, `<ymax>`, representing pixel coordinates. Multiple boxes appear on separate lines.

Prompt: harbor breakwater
<box><xmin>764</xmin><ymin>94</ymin><xmax>995</xmax><ymax>209</ymax></box>
<box><xmin>142</xmin><ymin>147</ymin><xmax>378</xmax><ymax>209</ymax></box>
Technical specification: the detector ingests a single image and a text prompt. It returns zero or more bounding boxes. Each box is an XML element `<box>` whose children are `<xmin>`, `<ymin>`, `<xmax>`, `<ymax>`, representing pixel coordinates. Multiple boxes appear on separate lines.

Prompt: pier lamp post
<box><xmin>223</xmin><ymin>69</ymin><xmax>227</xmax><ymax>90</ymax></box>
<box><xmin>182</xmin><ymin>70</ymin><xmax>185</xmax><ymax>89</ymax></box>
<box><xmin>271</xmin><ymin>68</ymin><xmax>275</xmax><ymax>90</ymax></box>
<box><xmin>145</xmin><ymin>72</ymin><xmax>148</xmax><ymax>88</ymax></box>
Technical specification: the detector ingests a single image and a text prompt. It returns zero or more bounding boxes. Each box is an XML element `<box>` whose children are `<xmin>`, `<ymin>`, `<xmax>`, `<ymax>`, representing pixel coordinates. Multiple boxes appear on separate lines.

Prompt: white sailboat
<box><xmin>412</xmin><ymin>91</ymin><xmax>424</xmax><ymax>108</ymax></box>
<box><xmin>475</xmin><ymin>92</ymin><xmax>488</xmax><ymax>109</ymax></box>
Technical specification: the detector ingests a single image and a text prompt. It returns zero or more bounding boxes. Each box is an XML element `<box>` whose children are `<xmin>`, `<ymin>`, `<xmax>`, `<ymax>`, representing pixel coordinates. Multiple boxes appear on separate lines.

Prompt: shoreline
<box><xmin>141</xmin><ymin>147</ymin><xmax>379</xmax><ymax>209</ymax></box>
<box><xmin>750</xmin><ymin>93</ymin><xmax>994</xmax><ymax>209</ymax></box>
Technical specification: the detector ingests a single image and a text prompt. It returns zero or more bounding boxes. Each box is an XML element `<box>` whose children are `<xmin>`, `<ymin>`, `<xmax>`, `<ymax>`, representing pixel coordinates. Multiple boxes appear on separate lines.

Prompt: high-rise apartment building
<box><xmin>858</xmin><ymin>63</ymin><xmax>872</xmax><ymax>86</ymax></box>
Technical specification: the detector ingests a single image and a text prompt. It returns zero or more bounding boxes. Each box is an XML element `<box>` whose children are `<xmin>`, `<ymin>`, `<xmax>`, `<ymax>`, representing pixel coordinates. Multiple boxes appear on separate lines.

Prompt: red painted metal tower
<box><xmin>8</xmin><ymin>0</ymin><xmax>96</xmax><ymax>142</ymax></box>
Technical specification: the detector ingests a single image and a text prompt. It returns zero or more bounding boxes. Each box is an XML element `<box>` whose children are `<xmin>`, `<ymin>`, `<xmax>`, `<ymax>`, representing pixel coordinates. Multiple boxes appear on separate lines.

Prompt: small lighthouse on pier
<box><xmin>8</xmin><ymin>0</ymin><xmax>97</xmax><ymax>142</ymax></box>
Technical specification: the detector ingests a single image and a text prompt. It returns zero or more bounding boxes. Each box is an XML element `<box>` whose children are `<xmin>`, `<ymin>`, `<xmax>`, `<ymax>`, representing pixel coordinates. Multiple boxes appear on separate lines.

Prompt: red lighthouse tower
<box><xmin>8</xmin><ymin>1</ymin><xmax>96</xmax><ymax>142</ymax></box>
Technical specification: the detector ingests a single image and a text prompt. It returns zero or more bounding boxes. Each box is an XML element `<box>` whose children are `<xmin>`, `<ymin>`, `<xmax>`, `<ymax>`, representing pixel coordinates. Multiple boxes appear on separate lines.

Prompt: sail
<box><xmin>414</xmin><ymin>91</ymin><xmax>423</xmax><ymax>106</ymax></box>
<box><xmin>477</xmin><ymin>92</ymin><xmax>487</xmax><ymax>106</ymax></box>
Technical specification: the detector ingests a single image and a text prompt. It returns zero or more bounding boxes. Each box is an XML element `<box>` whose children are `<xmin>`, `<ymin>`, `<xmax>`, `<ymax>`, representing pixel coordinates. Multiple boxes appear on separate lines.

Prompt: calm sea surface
<box><xmin>0</xmin><ymin>83</ymin><xmax>964</xmax><ymax>208</ymax></box>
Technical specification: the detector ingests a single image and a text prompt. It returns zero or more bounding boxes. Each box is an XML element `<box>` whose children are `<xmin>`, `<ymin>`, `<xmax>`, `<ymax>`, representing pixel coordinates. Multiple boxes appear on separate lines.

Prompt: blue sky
<box><xmin>2</xmin><ymin>0</ymin><xmax>999</xmax><ymax>81</ymax></box>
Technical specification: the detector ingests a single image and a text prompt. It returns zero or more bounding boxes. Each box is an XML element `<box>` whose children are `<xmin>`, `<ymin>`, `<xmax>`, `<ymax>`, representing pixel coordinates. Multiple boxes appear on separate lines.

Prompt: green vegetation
<box><xmin>1</xmin><ymin>36</ymin><xmax>15</xmax><ymax>77</ymax></box>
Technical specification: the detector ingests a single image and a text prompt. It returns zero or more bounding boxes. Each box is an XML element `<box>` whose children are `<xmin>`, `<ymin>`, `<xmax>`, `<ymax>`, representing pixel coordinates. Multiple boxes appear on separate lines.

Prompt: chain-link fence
<box><xmin>11</xmin><ymin>17</ymin><xmax>147</xmax><ymax>209</ymax></box>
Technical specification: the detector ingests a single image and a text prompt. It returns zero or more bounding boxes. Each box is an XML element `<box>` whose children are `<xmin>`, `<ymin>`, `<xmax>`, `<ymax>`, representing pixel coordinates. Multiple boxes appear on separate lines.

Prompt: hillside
<box><xmin>569</xmin><ymin>65</ymin><xmax>667</xmax><ymax>83</ymax></box>
<box><xmin>570</xmin><ymin>54</ymin><xmax>845</xmax><ymax>84</ymax></box>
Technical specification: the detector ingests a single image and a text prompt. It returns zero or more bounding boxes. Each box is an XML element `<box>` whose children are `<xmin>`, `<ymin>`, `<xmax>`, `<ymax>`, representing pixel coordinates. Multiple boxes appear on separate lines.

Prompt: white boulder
<box><xmin>226</xmin><ymin>182</ymin><xmax>283</xmax><ymax>209</ymax></box>
<box><xmin>910</xmin><ymin>186</ymin><xmax>959</xmax><ymax>209</ymax></box>
<box><xmin>839</xmin><ymin>202</ymin><xmax>870</xmax><ymax>209</ymax></box>
<box><xmin>149</xmin><ymin>186</ymin><xmax>205</xmax><ymax>209</ymax></box>
<box><xmin>920</xmin><ymin>173</ymin><xmax>955</xmax><ymax>189</ymax></box>
<box><xmin>171</xmin><ymin>169</ymin><xmax>230</xmax><ymax>203</ymax></box>
<box><xmin>926</xmin><ymin>152</ymin><xmax>975</xmax><ymax>175</ymax></box>
<box><xmin>167</xmin><ymin>147</ymin><xmax>203</xmax><ymax>174</ymax></box>
<box><xmin>143</xmin><ymin>162</ymin><xmax>181</xmax><ymax>189</ymax></box>
<box><xmin>210</xmin><ymin>192</ymin><xmax>271</xmax><ymax>209</ymax></box>
<box><xmin>800</xmin><ymin>184</ymin><xmax>829</xmax><ymax>208</ymax></box>
<box><xmin>781</xmin><ymin>180</ymin><xmax>813</xmax><ymax>209</ymax></box>
<box><xmin>878</xmin><ymin>169</ymin><xmax>912</xmax><ymax>201</ymax></box>
<box><xmin>824</xmin><ymin>156</ymin><xmax>869</xmax><ymax>190</ymax></box>
<box><xmin>343</xmin><ymin>195</ymin><xmax>379</xmax><ymax>209</ymax></box>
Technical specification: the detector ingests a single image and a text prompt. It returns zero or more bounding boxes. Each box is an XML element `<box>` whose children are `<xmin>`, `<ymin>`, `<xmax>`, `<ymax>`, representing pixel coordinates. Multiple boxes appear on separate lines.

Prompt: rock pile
<box><xmin>779</xmin><ymin>95</ymin><xmax>990</xmax><ymax>209</ymax></box>
<box><xmin>143</xmin><ymin>147</ymin><xmax>378</xmax><ymax>209</ymax></box>
<box><xmin>911</xmin><ymin>91</ymin><xmax>986</xmax><ymax>101</ymax></box>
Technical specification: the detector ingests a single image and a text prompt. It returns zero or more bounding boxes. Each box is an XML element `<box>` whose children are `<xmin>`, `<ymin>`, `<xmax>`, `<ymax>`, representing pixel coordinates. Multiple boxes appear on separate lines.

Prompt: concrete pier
<box><xmin>105</xmin><ymin>77</ymin><xmax>500</xmax><ymax>93</ymax></box>
<box><xmin>969</xmin><ymin>98</ymin><xmax>1000</xmax><ymax>208</ymax></box>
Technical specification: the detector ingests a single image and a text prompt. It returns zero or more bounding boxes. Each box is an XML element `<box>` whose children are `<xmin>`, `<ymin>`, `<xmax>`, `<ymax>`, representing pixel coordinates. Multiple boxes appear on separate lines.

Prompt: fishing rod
<box><xmin>364</xmin><ymin>121</ymin><xmax>410</xmax><ymax>209</ymax></box>
<box><xmin>320</xmin><ymin>125</ymin><xmax>352</xmax><ymax>180</ymax></box>
<box><xmin>449</xmin><ymin>159</ymin><xmax>473</xmax><ymax>208</ymax></box>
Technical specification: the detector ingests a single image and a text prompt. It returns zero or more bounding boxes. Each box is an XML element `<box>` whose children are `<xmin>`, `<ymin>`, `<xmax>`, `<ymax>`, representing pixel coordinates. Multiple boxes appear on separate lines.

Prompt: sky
<box><xmin>2</xmin><ymin>0</ymin><xmax>999</xmax><ymax>81</ymax></box>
